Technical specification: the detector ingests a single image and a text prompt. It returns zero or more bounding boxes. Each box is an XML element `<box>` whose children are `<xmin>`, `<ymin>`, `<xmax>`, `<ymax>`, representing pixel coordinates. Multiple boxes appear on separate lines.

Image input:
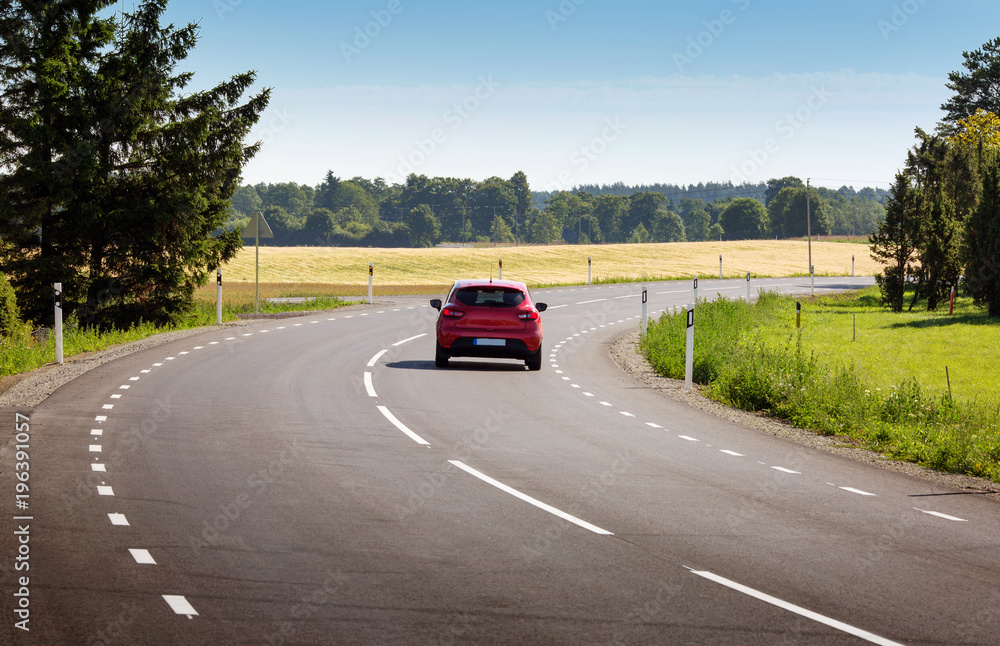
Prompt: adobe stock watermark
<box><xmin>213</xmin><ymin>0</ymin><xmax>242</xmax><ymax>21</ymax></box>
<box><xmin>390</xmin><ymin>75</ymin><xmax>500</xmax><ymax>182</ymax></box>
<box><xmin>259</xmin><ymin>107</ymin><xmax>295</xmax><ymax>145</ymax></box>
<box><xmin>672</xmin><ymin>0</ymin><xmax>751</xmax><ymax>73</ymax></box>
<box><xmin>546</xmin><ymin>0</ymin><xmax>587</xmax><ymax>31</ymax></box>
<box><xmin>189</xmin><ymin>438</ymin><xmax>307</xmax><ymax>551</ymax></box>
<box><xmin>877</xmin><ymin>0</ymin><xmax>929</xmax><ymax>41</ymax></box>
<box><xmin>729</xmin><ymin>85</ymin><xmax>833</xmax><ymax>185</ymax></box>
<box><xmin>340</xmin><ymin>0</ymin><xmax>409</xmax><ymax>63</ymax></box>
<box><xmin>546</xmin><ymin>117</ymin><xmax>628</xmax><ymax>192</ymax></box>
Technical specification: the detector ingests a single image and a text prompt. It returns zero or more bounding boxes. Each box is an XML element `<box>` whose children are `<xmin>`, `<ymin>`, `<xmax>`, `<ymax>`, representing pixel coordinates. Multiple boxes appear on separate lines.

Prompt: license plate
<box><xmin>474</xmin><ymin>338</ymin><xmax>505</xmax><ymax>347</ymax></box>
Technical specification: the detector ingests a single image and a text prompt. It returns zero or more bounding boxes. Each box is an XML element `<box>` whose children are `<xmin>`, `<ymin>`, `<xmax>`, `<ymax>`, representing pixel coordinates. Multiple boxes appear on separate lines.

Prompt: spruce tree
<box><xmin>965</xmin><ymin>161</ymin><xmax>1000</xmax><ymax>316</ymax></box>
<box><xmin>0</xmin><ymin>0</ymin><xmax>270</xmax><ymax>328</ymax></box>
<box><xmin>870</xmin><ymin>173</ymin><xmax>921</xmax><ymax>311</ymax></box>
<box><xmin>915</xmin><ymin>187</ymin><xmax>962</xmax><ymax>311</ymax></box>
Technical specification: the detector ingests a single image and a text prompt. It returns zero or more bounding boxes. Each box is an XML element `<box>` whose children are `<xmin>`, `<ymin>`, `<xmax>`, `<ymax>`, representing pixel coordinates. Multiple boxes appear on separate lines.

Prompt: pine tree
<box><xmin>0</xmin><ymin>0</ymin><xmax>270</xmax><ymax>328</ymax></box>
<box><xmin>965</xmin><ymin>161</ymin><xmax>1000</xmax><ymax>316</ymax></box>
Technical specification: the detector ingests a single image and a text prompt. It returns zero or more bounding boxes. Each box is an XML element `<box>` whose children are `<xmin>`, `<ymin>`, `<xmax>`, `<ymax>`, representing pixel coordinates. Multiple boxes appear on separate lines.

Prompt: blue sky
<box><xmin>149</xmin><ymin>0</ymin><xmax>1000</xmax><ymax>192</ymax></box>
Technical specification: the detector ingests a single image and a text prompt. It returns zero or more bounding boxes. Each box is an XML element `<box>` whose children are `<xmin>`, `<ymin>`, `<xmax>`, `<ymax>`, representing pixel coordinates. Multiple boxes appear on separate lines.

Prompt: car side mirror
<box><xmin>536</xmin><ymin>303</ymin><xmax>547</xmax><ymax>312</ymax></box>
<box><xmin>430</xmin><ymin>299</ymin><xmax>442</xmax><ymax>311</ymax></box>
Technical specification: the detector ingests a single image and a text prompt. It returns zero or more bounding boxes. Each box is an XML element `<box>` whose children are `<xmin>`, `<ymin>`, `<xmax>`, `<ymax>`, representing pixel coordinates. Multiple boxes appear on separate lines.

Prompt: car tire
<box><xmin>526</xmin><ymin>345</ymin><xmax>542</xmax><ymax>371</ymax></box>
<box><xmin>435</xmin><ymin>343</ymin><xmax>450</xmax><ymax>368</ymax></box>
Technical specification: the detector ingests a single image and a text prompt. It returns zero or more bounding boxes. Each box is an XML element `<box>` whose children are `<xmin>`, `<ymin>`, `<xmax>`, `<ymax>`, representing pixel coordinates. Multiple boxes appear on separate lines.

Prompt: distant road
<box><xmin>7</xmin><ymin>275</ymin><xmax>1000</xmax><ymax>645</ymax></box>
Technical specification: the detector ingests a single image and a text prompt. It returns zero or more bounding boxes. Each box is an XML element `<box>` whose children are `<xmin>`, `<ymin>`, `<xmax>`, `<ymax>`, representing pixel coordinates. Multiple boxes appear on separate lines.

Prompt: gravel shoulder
<box><xmin>611</xmin><ymin>328</ymin><xmax>1000</xmax><ymax>497</ymax></box>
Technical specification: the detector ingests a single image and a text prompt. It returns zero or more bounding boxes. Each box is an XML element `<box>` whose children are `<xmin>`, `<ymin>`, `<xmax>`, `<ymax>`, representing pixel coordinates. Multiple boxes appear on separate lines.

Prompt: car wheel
<box><xmin>435</xmin><ymin>343</ymin><xmax>450</xmax><ymax>368</ymax></box>
<box><xmin>526</xmin><ymin>345</ymin><xmax>542</xmax><ymax>371</ymax></box>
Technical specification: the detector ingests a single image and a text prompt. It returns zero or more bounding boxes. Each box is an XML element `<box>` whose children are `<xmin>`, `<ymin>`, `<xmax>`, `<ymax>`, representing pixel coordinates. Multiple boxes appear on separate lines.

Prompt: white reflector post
<box><xmin>693</xmin><ymin>275</ymin><xmax>699</xmax><ymax>302</ymax></box>
<box><xmin>54</xmin><ymin>282</ymin><xmax>63</xmax><ymax>364</ymax></box>
<box><xmin>216</xmin><ymin>269</ymin><xmax>222</xmax><ymax>325</ymax></box>
<box><xmin>685</xmin><ymin>302</ymin><xmax>694</xmax><ymax>391</ymax></box>
<box><xmin>641</xmin><ymin>287</ymin><xmax>648</xmax><ymax>336</ymax></box>
<box><xmin>368</xmin><ymin>262</ymin><xmax>374</xmax><ymax>304</ymax></box>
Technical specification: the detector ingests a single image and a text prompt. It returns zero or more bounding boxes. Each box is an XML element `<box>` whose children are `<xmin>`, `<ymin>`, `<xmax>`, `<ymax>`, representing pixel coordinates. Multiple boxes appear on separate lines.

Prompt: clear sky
<box><xmin>147</xmin><ymin>0</ymin><xmax>1000</xmax><ymax>192</ymax></box>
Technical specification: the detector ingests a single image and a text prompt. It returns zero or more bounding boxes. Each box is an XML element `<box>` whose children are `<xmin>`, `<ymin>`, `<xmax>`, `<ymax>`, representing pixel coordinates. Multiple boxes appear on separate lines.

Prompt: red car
<box><xmin>430</xmin><ymin>279</ymin><xmax>547</xmax><ymax>370</ymax></box>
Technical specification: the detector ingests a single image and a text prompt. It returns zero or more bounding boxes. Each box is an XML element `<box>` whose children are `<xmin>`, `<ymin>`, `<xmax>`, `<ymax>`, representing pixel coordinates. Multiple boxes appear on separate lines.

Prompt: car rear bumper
<box><xmin>443</xmin><ymin>337</ymin><xmax>539</xmax><ymax>360</ymax></box>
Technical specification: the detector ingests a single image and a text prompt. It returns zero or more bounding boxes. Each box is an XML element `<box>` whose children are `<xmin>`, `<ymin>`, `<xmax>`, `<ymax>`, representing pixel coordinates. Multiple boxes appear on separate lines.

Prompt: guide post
<box><xmin>54</xmin><ymin>283</ymin><xmax>63</xmax><ymax>364</ymax></box>
<box><xmin>685</xmin><ymin>302</ymin><xmax>694</xmax><ymax>391</ymax></box>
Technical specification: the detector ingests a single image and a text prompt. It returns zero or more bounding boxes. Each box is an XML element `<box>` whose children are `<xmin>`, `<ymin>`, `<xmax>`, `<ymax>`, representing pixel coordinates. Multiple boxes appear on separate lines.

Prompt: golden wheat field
<box><xmin>218</xmin><ymin>241</ymin><xmax>876</xmax><ymax>291</ymax></box>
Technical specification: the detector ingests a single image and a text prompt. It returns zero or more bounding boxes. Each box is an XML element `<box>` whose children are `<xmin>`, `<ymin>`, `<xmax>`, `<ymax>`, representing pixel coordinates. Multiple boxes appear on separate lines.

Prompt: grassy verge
<box><xmin>639</xmin><ymin>288</ymin><xmax>1000</xmax><ymax>482</ymax></box>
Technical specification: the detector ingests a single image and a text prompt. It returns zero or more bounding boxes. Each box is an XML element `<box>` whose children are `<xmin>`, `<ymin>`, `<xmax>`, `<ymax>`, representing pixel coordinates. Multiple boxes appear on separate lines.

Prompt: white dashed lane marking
<box><xmin>129</xmin><ymin>549</ymin><xmax>156</xmax><ymax>565</ymax></box>
<box><xmin>915</xmin><ymin>508</ymin><xmax>967</xmax><ymax>522</ymax></box>
<box><xmin>162</xmin><ymin>595</ymin><xmax>198</xmax><ymax>618</ymax></box>
<box><xmin>364</xmin><ymin>372</ymin><xmax>378</xmax><ymax>398</ymax></box>
<box><xmin>840</xmin><ymin>487</ymin><xmax>876</xmax><ymax>497</ymax></box>
<box><xmin>449</xmin><ymin>460</ymin><xmax>613</xmax><ymax>536</ymax></box>
<box><xmin>108</xmin><ymin>513</ymin><xmax>129</xmax><ymax>526</ymax></box>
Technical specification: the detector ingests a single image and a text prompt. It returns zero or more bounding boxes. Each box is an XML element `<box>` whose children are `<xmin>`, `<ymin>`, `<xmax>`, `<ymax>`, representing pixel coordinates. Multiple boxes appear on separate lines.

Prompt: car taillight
<box><xmin>517</xmin><ymin>310</ymin><xmax>539</xmax><ymax>321</ymax></box>
<box><xmin>442</xmin><ymin>307</ymin><xmax>464</xmax><ymax>319</ymax></box>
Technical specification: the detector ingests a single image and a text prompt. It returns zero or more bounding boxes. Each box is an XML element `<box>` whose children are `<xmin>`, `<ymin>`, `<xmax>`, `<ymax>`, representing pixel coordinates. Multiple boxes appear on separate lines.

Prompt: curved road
<box><xmin>3</xmin><ymin>276</ymin><xmax>999</xmax><ymax>645</ymax></box>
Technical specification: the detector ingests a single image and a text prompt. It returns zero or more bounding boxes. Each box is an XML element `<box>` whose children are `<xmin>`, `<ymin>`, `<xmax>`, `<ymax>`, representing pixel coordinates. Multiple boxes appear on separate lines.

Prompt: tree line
<box><xmin>227</xmin><ymin>173</ymin><xmax>887</xmax><ymax>248</ymax></box>
<box><xmin>870</xmin><ymin>37</ymin><xmax>1000</xmax><ymax>315</ymax></box>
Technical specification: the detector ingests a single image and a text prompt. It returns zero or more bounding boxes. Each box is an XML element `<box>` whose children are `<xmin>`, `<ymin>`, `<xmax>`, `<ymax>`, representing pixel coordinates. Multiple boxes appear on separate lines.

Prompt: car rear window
<box><xmin>455</xmin><ymin>287</ymin><xmax>526</xmax><ymax>307</ymax></box>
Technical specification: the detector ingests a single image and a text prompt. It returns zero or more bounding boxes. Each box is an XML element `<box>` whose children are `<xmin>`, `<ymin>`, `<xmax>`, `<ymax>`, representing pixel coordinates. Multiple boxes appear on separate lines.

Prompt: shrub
<box><xmin>0</xmin><ymin>273</ymin><xmax>21</xmax><ymax>338</ymax></box>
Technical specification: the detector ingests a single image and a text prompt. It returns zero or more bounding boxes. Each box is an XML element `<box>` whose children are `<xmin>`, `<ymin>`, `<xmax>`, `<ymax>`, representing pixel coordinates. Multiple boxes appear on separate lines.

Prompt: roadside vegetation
<box><xmin>640</xmin><ymin>288</ymin><xmax>1000</xmax><ymax>482</ymax></box>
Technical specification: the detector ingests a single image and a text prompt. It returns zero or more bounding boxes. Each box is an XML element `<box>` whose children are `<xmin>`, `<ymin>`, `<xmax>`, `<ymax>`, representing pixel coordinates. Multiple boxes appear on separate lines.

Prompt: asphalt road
<box><xmin>3</xmin><ymin>276</ymin><xmax>999</xmax><ymax>645</ymax></box>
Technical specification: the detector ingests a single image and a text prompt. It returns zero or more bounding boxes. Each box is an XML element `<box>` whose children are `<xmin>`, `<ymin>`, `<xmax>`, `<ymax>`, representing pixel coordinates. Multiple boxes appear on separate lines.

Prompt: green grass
<box><xmin>0</xmin><ymin>316</ymin><xmax>164</xmax><ymax>377</ymax></box>
<box><xmin>640</xmin><ymin>288</ymin><xmax>1000</xmax><ymax>482</ymax></box>
<box><xmin>0</xmin><ymin>291</ymin><xmax>360</xmax><ymax>378</ymax></box>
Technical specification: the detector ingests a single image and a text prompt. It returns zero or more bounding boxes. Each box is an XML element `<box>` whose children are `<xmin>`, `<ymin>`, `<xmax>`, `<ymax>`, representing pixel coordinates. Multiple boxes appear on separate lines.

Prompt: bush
<box><xmin>0</xmin><ymin>273</ymin><xmax>21</xmax><ymax>338</ymax></box>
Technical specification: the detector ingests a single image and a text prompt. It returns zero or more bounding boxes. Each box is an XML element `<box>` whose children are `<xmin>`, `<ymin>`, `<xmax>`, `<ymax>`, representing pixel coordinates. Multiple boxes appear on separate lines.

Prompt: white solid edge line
<box><xmin>367</xmin><ymin>349</ymin><xmax>390</xmax><ymax>367</ymax></box>
<box><xmin>364</xmin><ymin>372</ymin><xmax>378</xmax><ymax>398</ymax></box>
<box><xmin>377</xmin><ymin>406</ymin><xmax>430</xmax><ymax>446</ymax></box>
<box><xmin>915</xmin><ymin>508</ymin><xmax>967</xmax><ymax>522</ymax></box>
<box><xmin>688</xmin><ymin>569</ymin><xmax>904</xmax><ymax>646</ymax></box>
<box><xmin>162</xmin><ymin>595</ymin><xmax>199</xmax><ymax>617</ymax></box>
<box><xmin>393</xmin><ymin>333</ymin><xmax>428</xmax><ymax>347</ymax></box>
<box><xmin>448</xmin><ymin>460</ymin><xmax>613</xmax><ymax>536</ymax></box>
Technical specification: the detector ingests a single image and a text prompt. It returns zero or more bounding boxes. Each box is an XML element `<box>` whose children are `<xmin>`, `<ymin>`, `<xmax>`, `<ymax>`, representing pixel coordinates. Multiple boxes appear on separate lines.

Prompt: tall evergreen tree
<box><xmin>0</xmin><ymin>0</ymin><xmax>270</xmax><ymax>327</ymax></box>
<box><xmin>965</xmin><ymin>160</ymin><xmax>1000</xmax><ymax>316</ymax></box>
<box><xmin>913</xmin><ymin>186</ymin><xmax>962</xmax><ymax>311</ymax></box>
<box><xmin>0</xmin><ymin>0</ymin><xmax>115</xmax><ymax>323</ymax></box>
<box><xmin>870</xmin><ymin>173</ymin><xmax>921</xmax><ymax>311</ymax></box>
